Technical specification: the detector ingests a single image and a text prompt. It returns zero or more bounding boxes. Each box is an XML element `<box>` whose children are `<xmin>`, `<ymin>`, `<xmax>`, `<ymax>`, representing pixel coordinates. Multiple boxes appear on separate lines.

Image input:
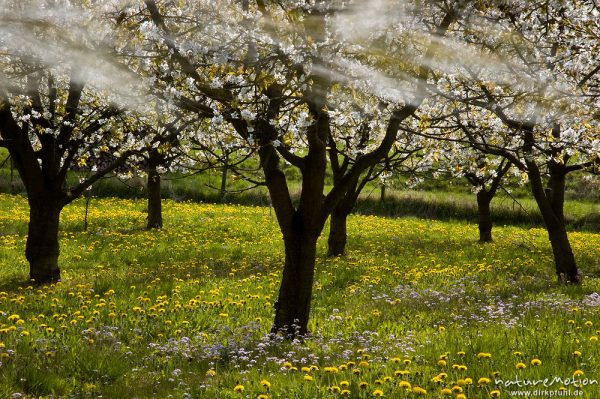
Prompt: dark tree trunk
<box><xmin>327</xmin><ymin>209</ymin><xmax>349</xmax><ymax>256</ymax></box>
<box><xmin>271</xmin><ymin>231</ymin><xmax>318</xmax><ymax>336</ymax></box>
<box><xmin>547</xmin><ymin>224</ymin><xmax>579</xmax><ymax>283</ymax></box>
<box><xmin>524</xmin><ymin>144</ymin><xmax>580</xmax><ymax>283</ymax></box>
<box><xmin>146</xmin><ymin>151</ymin><xmax>163</xmax><ymax>229</ymax></box>
<box><xmin>380</xmin><ymin>184</ymin><xmax>386</xmax><ymax>203</ymax></box>
<box><xmin>327</xmin><ymin>175</ymin><xmax>360</xmax><ymax>257</ymax></box>
<box><xmin>476</xmin><ymin>190</ymin><xmax>493</xmax><ymax>242</ymax></box>
<box><xmin>26</xmin><ymin>198</ymin><xmax>62</xmax><ymax>283</ymax></box>
<box><xmin>219</xmin><ymin>160</ymin><xmax>228</xmax><ymax>203</ymax></box>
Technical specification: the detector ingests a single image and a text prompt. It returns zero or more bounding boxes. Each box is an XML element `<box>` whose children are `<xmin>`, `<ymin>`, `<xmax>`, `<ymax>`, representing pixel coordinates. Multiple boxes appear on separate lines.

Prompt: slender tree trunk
<box><xmin>525</xmin><ymin>154</ymin><xmax>580</xmax><ymax>283</ymax></box>
<box><xmin>547</xmin><ymin>224</ymin><xmax>579</xmax><ymax>283</ymax></box>
<box><xmin>219</xmin><ymin>160</ymin><xmax>228</xmax><ymax>203</ymax></box>
<box><xmin>271</xmin><ymin>231</ymin><xmax>318</xmax><ymax>336</ymax></box>
<box><xmin>26</xmin><ymin>198</ymin><xmax>62</xmax><ymax>283</ymax></box>
<box><xmin>146</xmin><ymin>152</ymin><xmax>162</xmax><ymax>229</ymax></box>
<box><xmin>327</xmin><ymin>209</ymin><xmax>349</xmax><ymax>256</ymax></box>
<box><xmin>380</xmin><ymin>184</ymin><xmax>386</xmax><ymax>204</ymax></box>
<box><xmin>476</xmin><ymin>190</ymin><xmax>493</xmax><ymax>243</ymax></box>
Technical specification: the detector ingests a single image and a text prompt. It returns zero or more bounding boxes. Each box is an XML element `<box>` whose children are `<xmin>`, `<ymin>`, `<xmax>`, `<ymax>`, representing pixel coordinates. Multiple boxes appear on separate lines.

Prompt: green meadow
<box><xmin>0</xmin><ymin>193</ymin><xmax>599</xmax><ymax>398</ymax></box>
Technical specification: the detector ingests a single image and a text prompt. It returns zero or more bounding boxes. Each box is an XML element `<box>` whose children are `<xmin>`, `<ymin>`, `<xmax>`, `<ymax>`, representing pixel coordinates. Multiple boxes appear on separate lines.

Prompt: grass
<box><xmin>0</xmin><ymin>193</ymin><xmax>599</xmax><ymax>398</ymax></box>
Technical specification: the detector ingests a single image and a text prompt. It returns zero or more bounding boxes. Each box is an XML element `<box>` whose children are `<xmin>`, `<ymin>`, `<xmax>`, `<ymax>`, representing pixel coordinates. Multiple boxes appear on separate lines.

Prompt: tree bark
<box><xmin>271</xmin><ymin>231</ymin><xmax>318</xmax><ymax>337</ymax></box>
<box><xmin>26</xmin><ymin>198</ymin><xmax>62</xmax><ymax>283</ymax></box>
<box><xmin>547</xmin><ymin>224</ymin><xmax>579</xmax><ymax>283</ymax></box>
<box><xmin>476</xmin><ymin>190</ymin><xmax>493</xmax><ymax>242</ymax></box>
<box><xmin>219</xmin><ymin>160</ymin><xmax>228</xmax><ymax>203</ymax></box>
<box><xmin>524</xmin><ymin>148</ymin><xmax>580</xmax><ymax>283</ymax></box>
<box><xmin>327</xmin><ymin>208</ymin><xmax>349</xmax><ymax>256</ymax></box>
<box><xmin>146</xmin><ymin>151</ymin><xmax>163</xmax><ymax>229</ymax></box>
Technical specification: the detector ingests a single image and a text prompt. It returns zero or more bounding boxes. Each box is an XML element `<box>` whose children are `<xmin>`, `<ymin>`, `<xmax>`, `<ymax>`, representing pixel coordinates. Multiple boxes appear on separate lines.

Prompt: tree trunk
<box><xmin>380</xmin><ymin>184</ymin><xmax>386</xmax><ymax>203</ymax></box>
<box><xmin>146</xmin><ymin>152</ymin><xmax>163</xmax><ymax>229</ymax></box>
<box><xmin>525</xmin><ymin>153</ymin><xmax>580</xmax><ymax>283</ymax></box>
<box><xmin>547</xmin><ymin>225</ymin><xmax>579</xmax><ymax>283</ymax></box>
<box><xmin>476</xmin><ymin>190</ymin><xmax>493</xmax><ymax>243</ymax></box>
<box><xmin>219</xmin><ymin>160</ymin><xmax>228</xmax><ymax>203</ymax></box>
<box><xmin>327</xmin><ymin>209</ymin><xmax>349</xmax><ymax>256</ymax></box>
<box><xmin>26</xmin><ymin>199</ymin><xmax>62</xmax><ymax>283</ymax></box>
<box><xmin>271</xmin><ymin>232</ymin><xmax>318</xmax><ymax>337</ymax></box>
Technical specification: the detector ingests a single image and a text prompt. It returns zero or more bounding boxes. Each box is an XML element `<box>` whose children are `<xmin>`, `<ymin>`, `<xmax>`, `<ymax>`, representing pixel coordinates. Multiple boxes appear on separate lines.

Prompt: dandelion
<box><xmin>303</xmin><ymin>375</ymin><xmax>313</xmax><ymax>382</ymax></box>
<box><xmin>412</xmin><ymin>386</ymin><xmax>427</xmax><ymax>395</ymax></box>
<box><xmin>438</xmin><ymin>359</ymin><xmax>447</xmax><ymax>367</ymax></box>
<box><xmin>233</xmin><ymin>384</ymin><xmax>244</xmax><ymax>393</ymax></box>
<box><xmin>206</xmin><ymin>369</ymin><xmax>217</xmax><ymax>377</ymax></box>
<box><xmin>531</xmin><ymin>358</ymin><xmax>542</xmax><ymax>366</ymax></box>
<box><xmin>373</xmin><ymin>389</ymin><xmax>384</xmax><ymax>397</ymax></box>
<box><xmin>330</xmin><ymin>386</ymin><xmax>341</xmax><ymax>393</ymax></box>
<box><xmin>516</xmin><ymin>362</ymin><xmax>527</xmax><ymax>370</ymax></box>
<box><xmin>260</xmin><ymin>380</ymin><xmax>271</xmax><ymax>389</ymax></box>
<box><xmin>478</xmin><ymin>377</ymin><xmax>491</xmax><ymax>386</ymax></box>
<box><xmin>457</xmin><ymin>394</ymin><xmax>467</xmax><ymax>399</ymax></box>
<box><xmin>359</xmin><ymin>381</ymin><xmax>369</xmax><ymax>389</ymax></box>
<box><xmin>340</xmin><ymin>381</ymin><xmax>350</xmax><ymax>388</ymax></box>
<box><xmin>452</xmin><ymin>385</ymin><xmax>463</xmax><ymax>393</ymax></box>
<box><xmin>573</xmin><ymin>370</ymin><xmax>584</xmax><ymax>377</ymax></box>
<box><xmin>590</xmin><ymin>336</ymin><xmax>598</xmax><ymax>342</ymax></box>
<box><xmin>341</xmin><ymin>390</ymin><xmax>351</xmax><ymax>396</ymax></box>
<box><xmin>490</xmin><ymin>390</ymin><xmax>501</xmax><ymax>398</ymax></box>
<box><xmin>572</xmin><ymin>351</ymin><xmax>582</xmax><ymax>357</ymax></box>
<box><xmin>258</xmin><ymin>395</ymin><xmax>268</xmax><ymax>399</ymax></box>
<box><xmin>457</xmin><ymin>351</ymin><xmax>466</xmax><ymax>357</ymax></box>
<box><xmin>477</xmin><ymin>352</ymin><xmax>492</xmax><ymax>359</ymax></box>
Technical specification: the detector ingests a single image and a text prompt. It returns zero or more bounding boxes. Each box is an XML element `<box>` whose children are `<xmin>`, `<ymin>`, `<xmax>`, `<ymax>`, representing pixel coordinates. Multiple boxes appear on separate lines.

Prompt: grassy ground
<box><xmin>0</xmin><ymin>194</ymin><xmax>599</xmax><ymax>398</ymax></box>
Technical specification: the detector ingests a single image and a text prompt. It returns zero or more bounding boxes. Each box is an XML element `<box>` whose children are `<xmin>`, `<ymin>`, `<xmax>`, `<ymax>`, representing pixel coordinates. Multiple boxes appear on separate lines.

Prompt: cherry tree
<box><xmin>134</xmin><ymin>0</ymin><xmax>459</xmax><ymax>336</ymax></box>
<box><xmin>424</xmin><ymin>0</ymin><xmax>600</xmax><ymax>282</ymax></box>
<box><xmin>0</xmin><ymin>1</ymin><xmax>154</xmax><ymax>282</ymax></box>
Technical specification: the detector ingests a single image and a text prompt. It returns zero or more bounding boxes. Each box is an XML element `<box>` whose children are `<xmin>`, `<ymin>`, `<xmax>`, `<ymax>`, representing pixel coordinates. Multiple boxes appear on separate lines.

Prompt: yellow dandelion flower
<box><xmin>456</xmin><ymin>394</ymin><xmax>467</xmax><ymax>399</ymax></box>
<box><xmin>516</xmin><ymin>362</ymin><xmax>527</xmax><ymax>370</ymax></box>
<box><xmin>331</xmin><ymin>386</ymin><xmax>341</xmax><ymax>393</ymax></box>
<box><xmin>573</xmin><ymin>370</ymin><xmax>584</xmax><ymax>377</ymax></box>
<box><xmin>572</xmin><ymin>351</ymin><xmax>582</xmax><ymax>357</ymax></box>
<box><xmin>398</xmin><ymin>381</ymin><xmax>411</xmax><ymax>389</ymax></box>
<box><xmin>373</xmin><ymin>389</ymin><xmax>384</xmax><ymax>397</ymax></box>
<box><xmin>303</xmin><ymin>375</ymin><xmax>313</xmax><ymax>382</ymax></box>
<box><xmin>452</xmin><ymin>385</ymin><xmax>463</xmax><ymax>393</ymax></box>
<box><xmin>206</xmin><ymin>369</ymin><xmax>217</xmax><ymax>377</ymax></box>
<box><xmin>341</xmin><ymin>390</ymin><xmax>351</xmax><ymax>397</ymax></box>
<box><xmin>412</xmin><ymin>386</ymin><xmax>427</xmax><ymax>395</ymax></box>
<box><xmin>340</xmin><ymin>381</ymin><xmax>350</xmax><ymax>388</ymax></box>
<box><xmin>478</xmin><ymin>377</ymin><xmax>491</xmax><ymax>386</ymax></box>
<box><xmin>260</xmin><ymin>379</ymin><xmax>271</xmax><ymax>389</ymax></box>
<box><xmin>531</xmin><ymin>358</ymin><xmax>542</xmax><ymax>366</ymax></box>
<box><xmin>490</xmin><ymin>390</ymin><xmax>501</xmax><ymax>398</ymax></box>
<box><xmin>233</xmin><ymin>384</ymin><xmax>244</xmax><ymax>393</ymax></box>
<box><xmin>477</xmin><ymin>352</ymin><xmax>492</xmax><ymax>359</ymax></box>
<box><xmin>359</xmin><ymin>381</ymin><xmax>369</xmax><ymax>389</ymax></box>
<box><xmin>441</xmin><ymin>388</ymin><xmax>452</xmax><ymax>395</ymax></box>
